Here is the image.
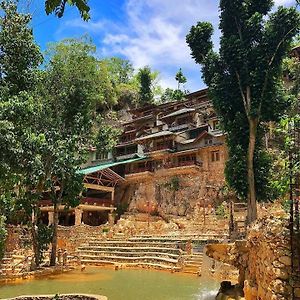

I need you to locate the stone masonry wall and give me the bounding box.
[243,217,294,300]
[127,151,225,217]
[207,217,296,300]
[57,225,104,254]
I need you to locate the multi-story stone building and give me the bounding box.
[40,88,227,226]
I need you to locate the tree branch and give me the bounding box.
[235,70,250,117]
[260,25,298,116]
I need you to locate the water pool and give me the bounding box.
[0,267,219,300]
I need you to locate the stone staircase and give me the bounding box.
[233,203,247,236]
[76,234,221,274]
[181,253,203,274]
[0,253,32,277]
[77,238,182,270]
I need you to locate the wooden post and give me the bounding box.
[48,212,54,226]
[111,189,115,203]
[75,208,83,225]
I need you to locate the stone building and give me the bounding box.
[40,88,227,226]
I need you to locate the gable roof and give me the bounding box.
[77,157,146,175]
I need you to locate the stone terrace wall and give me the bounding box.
[207,217,297,300]
[244,217,294,300]
[57,225,103,254]
[127,170,225,217]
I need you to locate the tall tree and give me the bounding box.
[0,0,45,266]
[0,0,42,96]
[175,68,187,90]
[137,66,154,106]
[44,37,100,265]
[186,1,300,223]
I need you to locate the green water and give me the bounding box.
[0,267,219,300]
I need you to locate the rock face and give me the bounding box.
[206,217,295,300]
[244,218,293,300]
[127,171,225,217]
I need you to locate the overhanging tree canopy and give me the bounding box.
[186,0,300,223]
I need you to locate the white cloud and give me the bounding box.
[99,0,219,91]
[57,0,221,91]
[273,0,295,6]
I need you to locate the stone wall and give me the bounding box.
[57,225,104,254]
[5,226,31,253]
[126,166,225,217]
[206,217,297,300]
[243,218,294,300]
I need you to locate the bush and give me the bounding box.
[215,203,228,219]
[0,215,7,259]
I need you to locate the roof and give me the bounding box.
[122,114,154,125]
[135,130,175,141]
[161,108,195,119]
[77,157,146,175]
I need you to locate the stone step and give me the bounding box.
[81,260,181,270]
[184,258,203,264]
[86,241,180,248]
[77,250,179,259]
[77,246,181,253]
[80,255,178,264]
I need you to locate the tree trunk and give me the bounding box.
[247,118,258,224]
[31,207,39,268]
[50,200,59,266]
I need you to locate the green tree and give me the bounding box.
[44,37,100,265]
[137,66,154,106]
[186,1,300,223]
[160,88,186,103]
[45,0,90,20]
[94,115,121,158]
[0,1,42,96]
[175,68,187,90]
[0,1,45,265]
[104,57,134,85]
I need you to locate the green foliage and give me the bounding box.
[215,203,228,219]
[94,115,122,156]
[186,22,214,65]
[282,199,292,213]
[116,202,129,218]
[0,215,7,259]
[45,0,90,20]
[0,1,43,96]
[164,176,180,191]
[175,68,187,90]
[52,294,60,300]
[186,1,300,206]
[37,223,53,264]
[161,88,186,103]
[137,66,154,105]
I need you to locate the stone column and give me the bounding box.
[75,208,83,225]
[108,211,115,227]
[48,211,54,225]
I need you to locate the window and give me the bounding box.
[211,151,220,162]
[212,120,219,131]
[96,152,108,160]
[205,139,213,145]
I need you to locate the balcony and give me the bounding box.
[168,123,189,132]
[39,197,113,209]
[156,160,203,176]
[144,144,175,155]
[125,166,154,181]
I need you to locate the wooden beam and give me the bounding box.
[84,183,114,193]
[78,204,116,212]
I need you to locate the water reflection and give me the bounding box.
[0,267,219,300]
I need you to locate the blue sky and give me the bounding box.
[22,0,296,92]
